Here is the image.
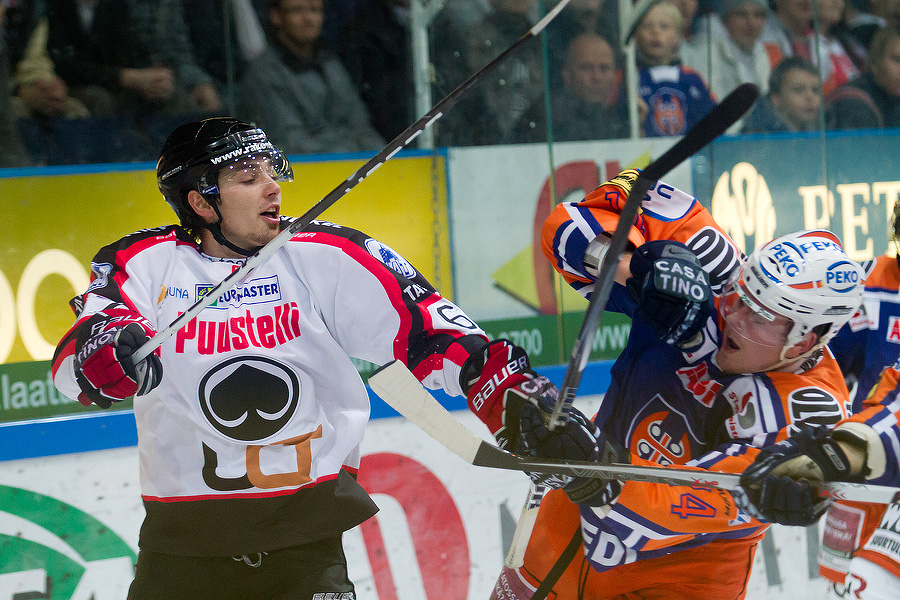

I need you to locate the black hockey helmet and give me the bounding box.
[157,117,293,238]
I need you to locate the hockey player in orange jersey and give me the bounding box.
[748,201,900,599]
[489,169,866,599]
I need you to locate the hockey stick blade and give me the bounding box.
[130,0,574,366]
[546,82,760,429]
[368,360,900,504]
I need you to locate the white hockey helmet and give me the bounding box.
[723,230,864,355]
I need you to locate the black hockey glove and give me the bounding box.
[737,426,863,526]
[627,240,711,346]
[75,319,163,408]
[519,399,625,507]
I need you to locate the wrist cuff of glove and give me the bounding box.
[830,428,870,479]
[814,430,864,482]
[460,339,532,396]
[584,235,611,278]
[564,478,622,507]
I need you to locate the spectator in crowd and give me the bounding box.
[337,0,414,142]
[127,0,222,115]
[45,0,221,120]
[816,0,864,87]
[45,0,138,117]
[10,17,89,120]
[428,5,505,146]
[682,0,772,102]
[844,0,887,54]
[464,0,546,140]
[760,0,855,94]
[742,56,822,131]
[826,25,900,128]
[238,0,386,155]
[181,0,269,112]
[634,0,717,136]
[823,0,871,71]
[545,0,619,89]
[509,33,628,142]
[0,1,31,167]
[760,0,816,63]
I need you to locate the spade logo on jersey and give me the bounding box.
[365,238,417,279]
[198,356,300,442]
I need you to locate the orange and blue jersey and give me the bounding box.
[639,65,717,137]
[830,254,900,412]
[528,174,852,597]
[819,255,900,583]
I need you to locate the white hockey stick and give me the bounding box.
[368,360,900,505]
[130,0,574,366]
[501,83,762,568]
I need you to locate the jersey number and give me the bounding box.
[671,493,716,519]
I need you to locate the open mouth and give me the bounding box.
[723,331,741,351]
[261,207,279,220]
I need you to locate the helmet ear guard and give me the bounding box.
[727,230,865,361]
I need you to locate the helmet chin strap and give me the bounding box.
[204,196,261,257]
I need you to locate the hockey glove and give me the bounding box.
[519,399,625,507]
[627,240,711,346]
[461,340,546,453]
[737,426,863,526]
[603,168,641,196]
[74,316,162,408]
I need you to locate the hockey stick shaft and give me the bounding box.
[368,360,900,504]
[130,0,573,366]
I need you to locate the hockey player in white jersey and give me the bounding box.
[51,117,603,600]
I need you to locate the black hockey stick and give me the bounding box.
[368,360,900,504]
[503,83,760,568]
[130,0,574,365]
[546,82,760,430]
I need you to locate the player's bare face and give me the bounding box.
[215,158,282,256]
[717,294,792,374]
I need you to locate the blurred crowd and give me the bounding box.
[1,0,899,167]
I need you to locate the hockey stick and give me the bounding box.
[368,360,900,504]
[547,81,760,430]
[504,83,760,569]
[130,0,574,365]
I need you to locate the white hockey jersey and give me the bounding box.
[52,219,489,556]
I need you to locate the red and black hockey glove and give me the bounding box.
[74,314,163,408]
[627,240,712,347]
[461,340,542,453]
[461,340,624,506]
